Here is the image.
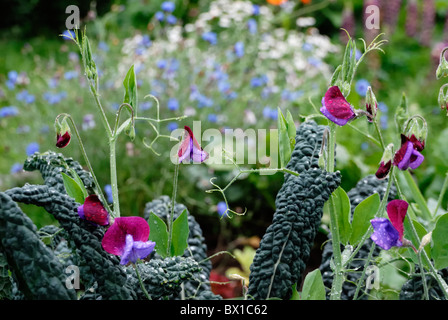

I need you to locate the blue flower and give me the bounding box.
[302,43,313,51]
[26,142,40,156]
[0,106,19,118]
[161,1,175,12]
[247,19,257,34]
[234,41,244,58]
[154,11,165,21]
[378,102,388,112]
[98,41,109,52]
[167,97,179,111]
[104,184,114,203]
[157,59,167,69]
[202,32,217,45]
[217,201,227,218]
[10,163,23,174]
[355,79,370,96]
[16,90,35,104]
[208,113,217,123]
[8,70,18,83]
[64,70,78,80]
[62,30,76,40]
[167,122,178,131]
[166,14,177,24]
[250,75,268,88]
[252,4,260,15]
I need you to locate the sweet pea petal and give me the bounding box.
[178,126,209,163]
[370,218,402,250]
[394,141,414,170]
[81,195,109,226]
[120,234,156,265]
[386,199,408,241]
[323,86,356,121]
[102,216,150,256]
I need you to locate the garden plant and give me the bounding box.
[1,0,448,303]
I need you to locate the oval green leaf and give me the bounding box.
[170,209,190,257]
[147,211,169,258]
[61,172,85,204]
[330,187,351,245]
[431,213,448,270]
[300,269,326,300]
[349,193,380,246]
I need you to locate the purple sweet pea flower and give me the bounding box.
[77,195,110,226]
[320,86,356,126]
[178,126,209,163]
[393,134,424,170]
[370,200,411,250]
[102,216,156,265]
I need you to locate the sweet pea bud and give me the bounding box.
[418,231,432,252]
[55,116,71,148]
[394,92,409,132]
[365,86,377,123]
[375,143,394,180]
[404,116,427,150]
[124,119,135,141]
[81,33,97,81]
[436,48,448,79]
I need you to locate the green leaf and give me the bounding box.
[61,172,86,204]
[289,283,301,300]
[330,187,352,245]
[170,209,190,257]
[300,269,326,300]
[349,193,380,246]
[123,65,138,116]
[431,213,448,269]
[277,108,292,168]
[147,211,169,258]
[285,110,296,142]
[66,168,89,199]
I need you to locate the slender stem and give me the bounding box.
[325,122,344,300]
[57,113,111,213]
[353,240,376,300]
[402,170,433,221]
[417,250,430,300]
[167,162,180,257]
[134,261,151,300]
[109,137,120,218]
[89,83,112,139]
[435,172,448,215]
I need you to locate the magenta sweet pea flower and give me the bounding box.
[56,131,71,148]
[393,134,424,170]
[320,86,356,126]
[102,216,155,265]
[370,200,408,250]
[77,195,110,226]
[178,125,209,163]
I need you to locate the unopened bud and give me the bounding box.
[436,47,448,79]
[55,116,71,148]
[418,232,432,252]
[365,86,377,123]
[375,143,394,180]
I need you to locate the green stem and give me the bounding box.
[57,113,111,214]
[109,137,120,218]
[89,83,112,139]
[134,261,151,300]
[325,122,344,300]
[167,162,180,257]
[401,170,433,221]
[434,172,448,215]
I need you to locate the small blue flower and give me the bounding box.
[247,19,257,34]
[355,79,370,96]
[140,101,152,110]
[202,31,217,45]
[62,30,76,40]
[157,59,167,69]
[208,113,217,123]
[26,142,40,156]
[252,4,260,15]
[104,184,113,203]
[217,201,227,218]
[167,97,179,111]
[98,41,109,52]
[141,35,152,48]
[64,70,78,80]
[167,122,178,131]
[10,163,23,174]
[166,14,177,24]
[154,11,165,21]
[8,70,18,83]
[378,102,388,112]
[234,41,244,58]
[161,1,175,12]
[302,43,313,51]
[0,106,19,118]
